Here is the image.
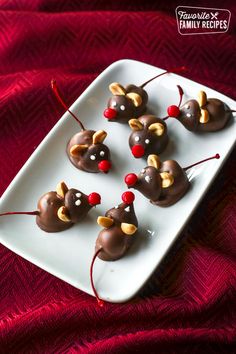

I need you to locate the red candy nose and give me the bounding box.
[98,160,112,173]
[124,173,138,187]
[167,105,180,118]
[103,108,117,119]
[88,192,101,206]
[122,191,135,204]
[131,145,145,158]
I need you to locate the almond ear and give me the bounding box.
[70,144,88,157]
[126,92,142,107]
[57,206,71,222]
[198,90,207,107]
[92,130,107,144]
[109,82,126,95]
[97,216,114,228]
[56,181,68,198]
[147,154,161,169]
[121,223,137,235]
[128,118,143,131]
[199,108,209,124]
[148,123,165,136]
[160,172,174,188]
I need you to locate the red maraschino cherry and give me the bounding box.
[121,191,135,204]
[131,145,145,158]
[88,193,101,206]
[124,173,138,187]
[103,108,117,119]
[165,85,184,120]
[98,160,112,173]
[167,105,180,118]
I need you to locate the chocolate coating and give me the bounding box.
[95,202,138,261]
[131,166,162,201]
[178,98,232,132]
[128,160,189,207]
[129,115,169,157]
[36,188,92,232]
[67,130,111,173]
[64,189,92,223]
[152,160,189,207]
[107,84,148,123]
[36,191,72,232]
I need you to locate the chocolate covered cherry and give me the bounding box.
[90,191,138,306]
[95,191,138,261]
[0,182,101,232]
[103,67,186,123]
[125,154,220,207]
[166,90,235,132]
[51,80,112,173]
[127,86,185,159]
[128,115,168,158]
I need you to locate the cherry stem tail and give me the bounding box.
[140,66,187,88]
[0,211,39,217]
[177,85,184,107]
[90,248,105,307]
[183,154,220,171]
[163,85,184,121]
[51,79,85,131]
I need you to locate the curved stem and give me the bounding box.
[177,85,184,107]
[90,248,105,307]
[183,154,220,171]
[162,85,184,120]
[51,80,85,131]
[140,66,187,88]
[0,211,39,216]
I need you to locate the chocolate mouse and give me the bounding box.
[0,182,101,232]
[125,153,220,207]
[90,191,138,306]
[103,67,186,123]
[167,90,235,132]
[95,191,138,261]
[128,115,169,158]
[51,80,112,173]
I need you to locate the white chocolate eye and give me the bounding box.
[145,175,152,183]
[145,139,150,144]
[186,113,192,118]
[90,155,96,160]
[185,104,190,109]
[124,206,130,212]
[112,102,117,107]
[76,193,81,198]
[120,105,125,111]
[75,199,81,206]
[134,136,140,142]
[100,151,105,157]
[141,168,145,174]
[114,205,119,209]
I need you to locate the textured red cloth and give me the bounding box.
[0,1,236,353]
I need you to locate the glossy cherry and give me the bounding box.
[88,193,101,206]
[98,160,112,173]
[121,191,135,204]
[124,173,138,187]
[167,105,180,118]
[131,145,145,158]
[103,108,117,119]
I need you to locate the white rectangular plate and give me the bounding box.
[0,59,235,303]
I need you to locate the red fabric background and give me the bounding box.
[0,1,236,353]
